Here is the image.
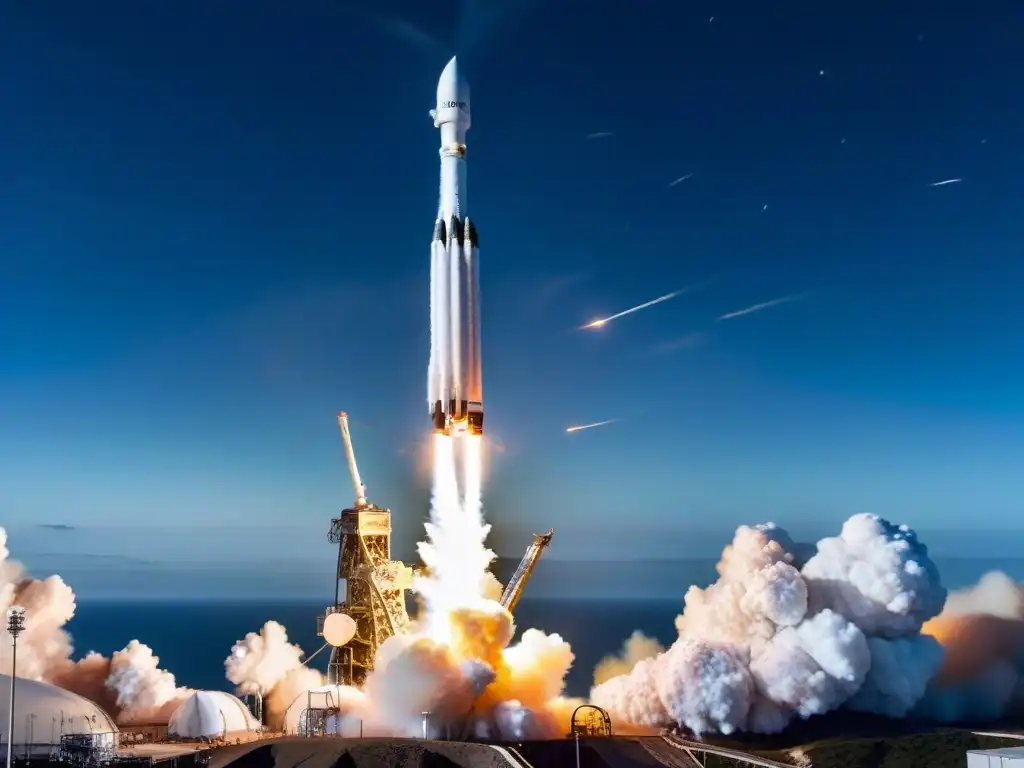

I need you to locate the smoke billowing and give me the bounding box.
[6,500,1024,742]
[258,434,581,740]
[0,528,190,723]
[592,514,1024,736]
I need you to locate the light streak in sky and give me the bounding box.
[582,291,681,330]
[717,293,804,321]
[566,419,618,433]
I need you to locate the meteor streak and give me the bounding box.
[581,290,681,330]
[717,293,804,321]
[929,178,962,187]
[566,419,618,433]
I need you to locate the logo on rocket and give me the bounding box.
[427,57,483,437]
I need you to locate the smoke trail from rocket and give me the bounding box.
[591,515,1024,736]
[415,434,495,642]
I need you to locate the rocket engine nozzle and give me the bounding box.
[432,401,446,434]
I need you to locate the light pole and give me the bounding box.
[6,607,25,768]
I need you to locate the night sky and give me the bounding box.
[1,1,1023,595]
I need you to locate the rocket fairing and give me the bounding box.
[428,57,483,436]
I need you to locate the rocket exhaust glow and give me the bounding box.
[428,56,483,437]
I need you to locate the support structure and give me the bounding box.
[317,413,412,687]
[569,705,612,737]
[499,529,555,613]
[298,691,339,738]
[660,733,795,768]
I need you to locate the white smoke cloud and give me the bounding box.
[0,528,188,723]
[225,620,305,696]
[106,641,189,723]
[592,513,950,736]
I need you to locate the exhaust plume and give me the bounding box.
[271,434,580,739]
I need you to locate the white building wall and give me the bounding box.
[967,747,1024,767]
[0,674,118,757]
[168,691,258,739]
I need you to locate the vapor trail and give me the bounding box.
[929,178,962,187]
[717,293,804,321]
[585,131,614,140]
[566,419,618,433]
[582,290,683,329]
[668,173,694,188]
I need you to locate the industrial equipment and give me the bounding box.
[317,412,412,687]
[499,529,555,613]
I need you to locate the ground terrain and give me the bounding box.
[198,725,1024,768]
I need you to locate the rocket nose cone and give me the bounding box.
[437,55,469,105]
[442,56,458,80]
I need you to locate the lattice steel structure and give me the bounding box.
[317,413,413,687]
[317,506,412,687]
[499,529,555,613]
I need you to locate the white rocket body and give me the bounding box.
[428,56,483,436]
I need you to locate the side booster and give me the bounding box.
[427,57,483,437]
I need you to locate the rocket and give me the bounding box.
[428,56,483,436]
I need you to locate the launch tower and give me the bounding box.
[317,412,412,686]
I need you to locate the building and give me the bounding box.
[0,673,118,758]
[967,746,1024,766]
[167,691,260,740]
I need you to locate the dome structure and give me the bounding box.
[167,691,259,739]
[0,674,118,756]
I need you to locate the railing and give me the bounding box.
[661,732,795,768]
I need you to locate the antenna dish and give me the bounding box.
[323,612,356,647]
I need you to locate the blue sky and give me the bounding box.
[2,1,1023,597]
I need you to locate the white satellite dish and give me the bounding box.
[323,612,356,647]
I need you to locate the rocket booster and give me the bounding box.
[427,57,483,436]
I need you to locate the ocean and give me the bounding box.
[66,555,1024,701]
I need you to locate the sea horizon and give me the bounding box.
[51,554,1024,602]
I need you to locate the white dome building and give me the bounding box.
[0,674,118,757]
[167,691,260,739]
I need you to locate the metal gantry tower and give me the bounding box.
[317,413,412,687]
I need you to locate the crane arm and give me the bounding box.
[337,412,367,508]
[499,529,555,613]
